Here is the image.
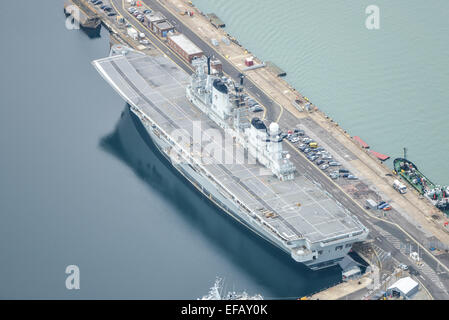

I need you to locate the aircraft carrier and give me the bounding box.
[93,45,368,270]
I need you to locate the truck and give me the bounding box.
[127,27,138,40]
[365,199,377,209]
[393,179,407,194]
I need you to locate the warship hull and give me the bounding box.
[92,46,368,270]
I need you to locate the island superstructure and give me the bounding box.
[93,45,368,270]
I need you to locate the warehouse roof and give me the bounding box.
[155,21,174,30]
[388,277,418,296]
[145,11,166,23]
[168,34,203,55]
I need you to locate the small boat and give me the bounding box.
[393,157,449,215]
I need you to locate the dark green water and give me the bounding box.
[0,0,339,299]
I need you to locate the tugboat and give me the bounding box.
[393,148,449,215]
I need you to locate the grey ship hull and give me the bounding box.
[92,48,368,270]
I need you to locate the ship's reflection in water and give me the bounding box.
[100,105,341,298]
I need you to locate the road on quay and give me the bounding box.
[285,141,449,299]
[109,0,449,299]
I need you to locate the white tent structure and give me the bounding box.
[387,277,419,299]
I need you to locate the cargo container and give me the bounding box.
[245,57,254,67]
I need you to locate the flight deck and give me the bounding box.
[94,50,366,246]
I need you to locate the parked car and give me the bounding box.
[316,159,326,166]
[329,161,341,166]
[291,137,300,143]
[320,164,329,170]
[246,98,257,106]
[329,172,339,179]
[339,169,350,173]
[108,12,117,16]
[303,148,311,154]
[347,175,358,180]
[377,201,387,209]
[298,144,307,151]
[399,264,408,271]
[252,106,263,113]
[143,9,152,14]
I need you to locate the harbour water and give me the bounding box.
[0,0,339,299]
[193,0,449,185]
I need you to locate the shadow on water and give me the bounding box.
[80,25,101,39]
[99,105,341,298]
